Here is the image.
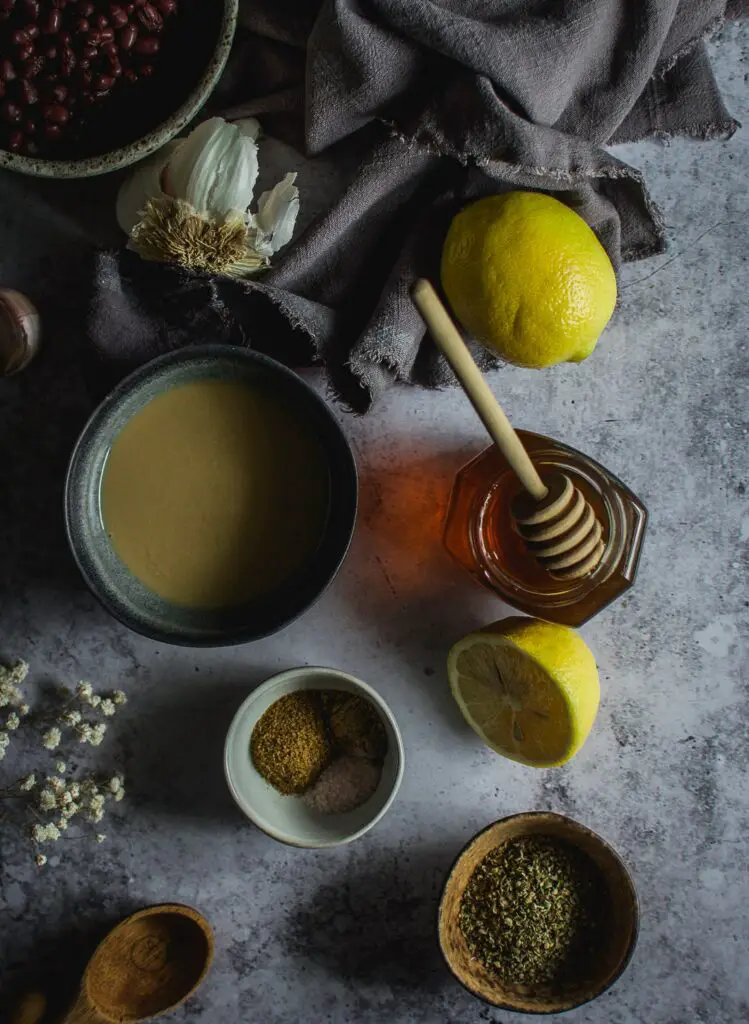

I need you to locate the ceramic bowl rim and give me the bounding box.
[223,666,405,848]
[64,345,358,647]
[0,0,238,178]
[437,811,640,1014]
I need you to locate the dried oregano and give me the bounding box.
[459,836,609,986]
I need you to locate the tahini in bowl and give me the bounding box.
[64,345,358,646]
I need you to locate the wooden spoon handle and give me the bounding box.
[59,992,104,1024]
[9,992,47,1024]
[412,279,548,502]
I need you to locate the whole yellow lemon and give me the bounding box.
[441,192,617,368]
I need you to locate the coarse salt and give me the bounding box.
[302,755,382,815]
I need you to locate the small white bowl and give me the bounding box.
[224,667,404,848]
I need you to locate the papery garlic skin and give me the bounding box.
[251,173,300,257]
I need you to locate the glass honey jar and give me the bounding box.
[443,430,647,626]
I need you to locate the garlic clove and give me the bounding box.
[252,172,300,256]
[165,118,259,222]
[116,141,180,234]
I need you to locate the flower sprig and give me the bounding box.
[0,659,128,868]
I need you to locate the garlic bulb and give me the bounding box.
[116,117,299,277]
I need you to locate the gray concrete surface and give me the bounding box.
[0,20,748,1024]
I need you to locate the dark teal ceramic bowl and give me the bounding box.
[64,346,358,646]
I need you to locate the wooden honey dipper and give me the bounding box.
[412,280,605,580]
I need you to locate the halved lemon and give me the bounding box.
[447,617,600,767]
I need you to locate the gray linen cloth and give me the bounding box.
[90,0,742,410]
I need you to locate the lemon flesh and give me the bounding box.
[447,617,600,767]
[441,192,617,368]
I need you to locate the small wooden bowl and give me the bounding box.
[438,813,638,1014]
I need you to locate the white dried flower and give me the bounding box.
[6,712,20,730]
[78,724,93,743]
[42,727,61,750]
[45,823,61,842]
[63,710,82,727]
[56,818,68,831]
[0,748,5,761]
[61,790,73,806]
[19,773,36,792]
[100,699,116,717]
[112,690,127,706]
[95,833,106,843]
[0,731,9,747]
[114,788,125,803]
[62,802,79,819]
[39,789,58,811]
[18,703,30,716]
[48,776,65,793]
[31,823,46,842]
[69,782,80,799]
[56,761,66,774]
[88,694,102,709]
[89,723,107,746]
[90,807,105,824]
[76,681,93,700]
[35,853,47,867]
[109,775,123,794]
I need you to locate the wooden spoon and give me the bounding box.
[411,280,605,580]
[12,904,213,1024]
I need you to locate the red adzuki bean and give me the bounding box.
[1,98,22,121]
[60,48,76,75]
[25,23,40,39]
[154,0,176,15]
[133,35,158,55]
[7,128,22,149]
[42,121,61,139]
[0,58,16,80]
[10,27,29,44]
[108,4,127,27]
[118,22,136,48]
[136,3,161,32]
[43,9,61,33]
[19,78,37,103]
[42,101,68,123]
[99,25,113,41]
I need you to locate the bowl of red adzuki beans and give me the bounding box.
[0,0,237,176]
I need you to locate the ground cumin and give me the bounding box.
[251,692,331,795]
[326,693,387,760]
